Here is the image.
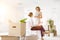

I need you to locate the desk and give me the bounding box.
[0,35,20,40]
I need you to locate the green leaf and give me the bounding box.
[20,18,27,23]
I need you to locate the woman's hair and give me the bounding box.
[35,6,40,11]
[28,12,33,17]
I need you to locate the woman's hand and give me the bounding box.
[35,16,41,18]
[37,22,43,26]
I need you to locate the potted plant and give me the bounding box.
[47,19,55,33]
[19,18,27,37]
[47,19,57,36]
[20,18,27,23]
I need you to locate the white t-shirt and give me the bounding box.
[26,17,34,26]
[34,12,41,16]
[26,17,36,36]
[34,12,42,25]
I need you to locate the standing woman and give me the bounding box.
[34,6,42,25]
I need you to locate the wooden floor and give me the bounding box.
[0,32,60,40]
[21,35,60,40]
[0,35,60,40]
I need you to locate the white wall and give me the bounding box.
[22,0,60,35]
[0,0,60,35]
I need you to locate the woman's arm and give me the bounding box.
[34,12,42,18]
[34,16,39,18]
[39,12,42,18]
[37,12,42,18]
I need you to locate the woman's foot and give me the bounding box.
[41,37,44,40]
[43,31,50,36]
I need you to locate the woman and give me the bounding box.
[26,12,35,36]
[31,6,50,40]
[27,12,49,40]
[34,6,42,25]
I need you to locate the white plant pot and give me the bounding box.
[20,23,26,37]
[50,33,53,37]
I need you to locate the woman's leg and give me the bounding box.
[31,25,45,40]
[41,37,44,40]
[41,32,44,40]
[42,31,50,36]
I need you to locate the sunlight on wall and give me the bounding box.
[0,2,8,22]
[0,2,9,32]
[0,0,24,32]
[0,0,19,32]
